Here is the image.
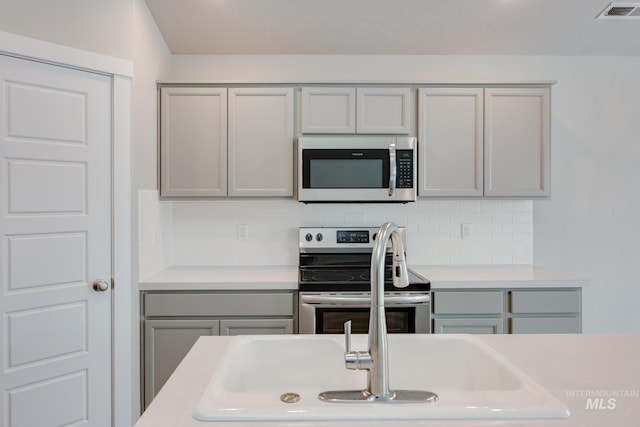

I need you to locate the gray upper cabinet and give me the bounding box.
[484,87,550,196]
[161,83,550,198]
[159,86,294,198]
[301,87,410,134]
[160,87,227,197]
[418,88,484,196]
[228,87,294,197]
[417,85,551,198]
[301,87,356,133]
[356,87,411,134]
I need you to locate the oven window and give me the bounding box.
[315,307,415,334]
[310,159,383,188]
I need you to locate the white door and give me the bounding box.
[0,55,112,426]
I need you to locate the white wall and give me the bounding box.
[138,195,532,277]
[147,54,640,334]
[532,59,640,333]
[0,0,134,59]
[131,0,172,421]
[132,0,172,190]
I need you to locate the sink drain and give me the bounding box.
[280,392,301,403]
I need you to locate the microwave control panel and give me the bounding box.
[396,150,414,189]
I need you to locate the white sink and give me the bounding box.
[193,334,569,421]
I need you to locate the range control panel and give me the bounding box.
[299,227,406,251]
[337,230,370,244]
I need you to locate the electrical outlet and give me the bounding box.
[461,223,472,240]
[237,224,249,240]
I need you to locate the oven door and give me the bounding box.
[298,293,431,334]
[297,136,416,202]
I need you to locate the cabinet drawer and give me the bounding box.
[510,317,581,334]
[433,291,503,315]
[509,290,580,314]
[144,292,294,317]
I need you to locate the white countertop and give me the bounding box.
[134,333,640,427]
[139,266,298,291]
[412,265,588,289]
[139,265,586,291]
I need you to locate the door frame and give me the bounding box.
[0,31,135,427]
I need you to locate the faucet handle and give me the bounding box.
[344,320,352,352]
[343,320,372,371]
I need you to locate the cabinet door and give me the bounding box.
[301,87,356,133]
[143,319,220,407]
[356,87,411,134]
[433,318,504,334]
[418,88,483,196]
[228,88,294,196]
[160,87,227,197]
[219,319,294,336]
[484,87,550,196]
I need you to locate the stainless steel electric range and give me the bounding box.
[297,226,431,334]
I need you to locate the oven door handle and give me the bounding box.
[299,294,430,306]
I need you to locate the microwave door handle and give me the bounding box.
[388,143,396,196]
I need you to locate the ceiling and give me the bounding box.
[144,0,640,56]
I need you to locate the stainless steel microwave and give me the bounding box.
[297,136,417,203]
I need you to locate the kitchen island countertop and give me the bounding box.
[139,264,586,291]
[134,333,639,427]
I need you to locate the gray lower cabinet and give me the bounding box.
[144,319,220,407]
[432,290,504,334]
[432,288,581,335]
[141,291,295,408]
[508,289,582,334]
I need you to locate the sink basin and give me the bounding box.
[193,334,569,421]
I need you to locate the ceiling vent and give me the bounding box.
[597,2,640,19]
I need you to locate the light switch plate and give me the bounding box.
[237,224,249,240]
[461,223,472,240]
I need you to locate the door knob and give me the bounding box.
[92,279,110,292]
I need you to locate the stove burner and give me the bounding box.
[311,272,356,282]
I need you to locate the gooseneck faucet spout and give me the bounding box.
[319,222,438,403]
[364,222,409,399]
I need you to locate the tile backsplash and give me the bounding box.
[138,190,532,278]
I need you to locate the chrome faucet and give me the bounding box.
[319,222,438,403]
